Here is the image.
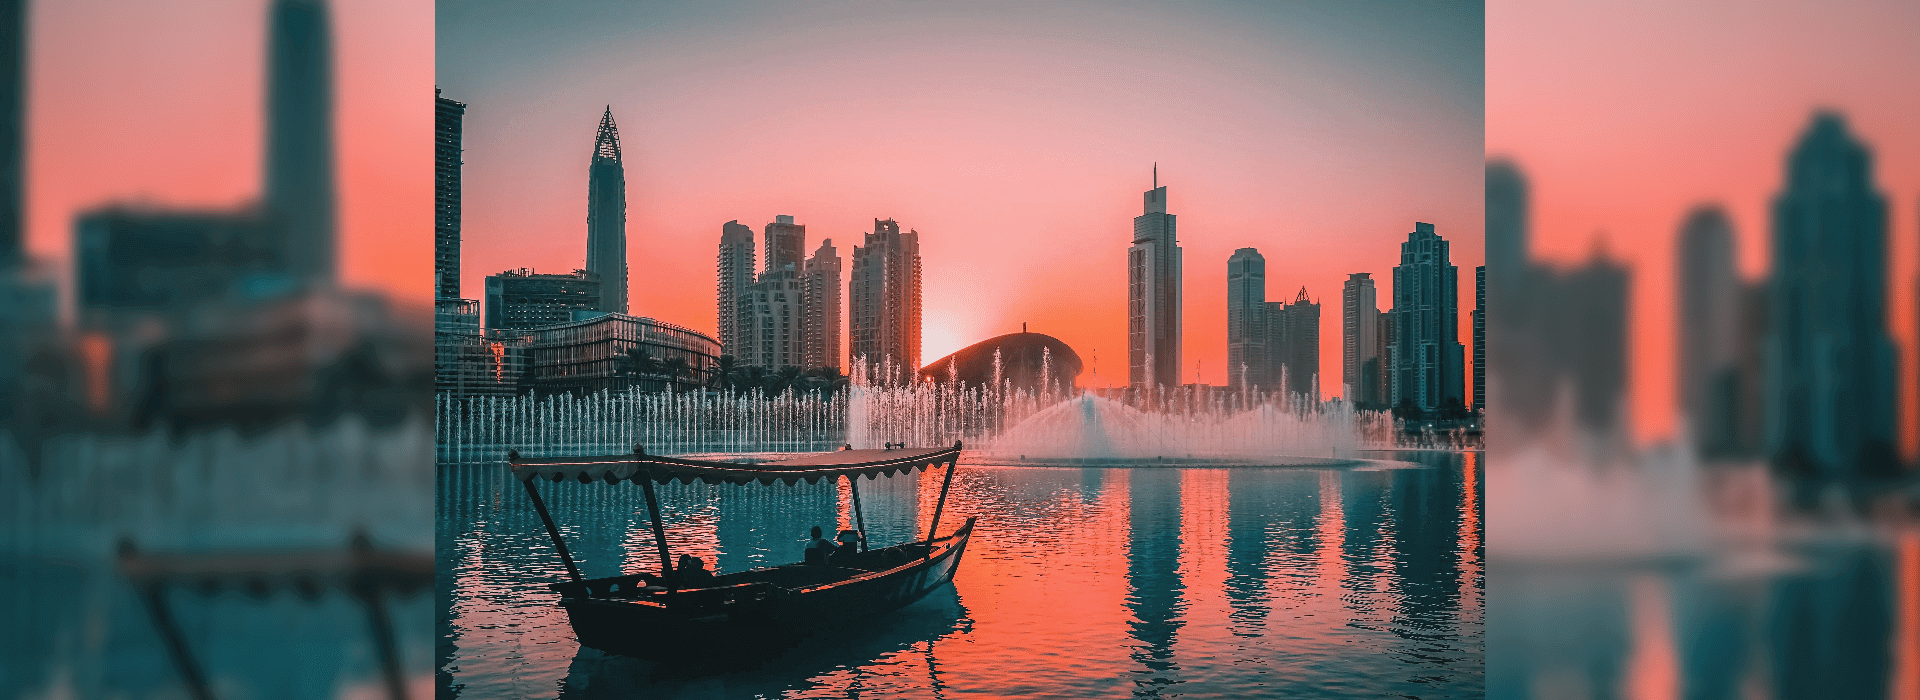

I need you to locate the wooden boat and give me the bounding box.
[507,441,973,661]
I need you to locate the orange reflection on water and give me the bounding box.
[1623,575,1680,700]
[1895,526,1919,700]
[1459,452,1482,615]
[1317,470,1346,589]
[1178,469,1230,651]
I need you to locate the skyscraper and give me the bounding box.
[0,0,20,271]
[1766,113,1895,476]
[801,238,843,372]
[435,89,466,300]
[1268,288,1319,399]
[1472,265,1485,411]
[739,267,804,370]
[1342,273,1379,402]
[765,215,805,276]
[1226,248,1267,391]
[1676,205,1744,456]
[1128,168,1181,389]
[586,108,627,314]
[716,220,755,357]
[1391,222,1463,411]
[849,218,921,378]
[264,0,336,286]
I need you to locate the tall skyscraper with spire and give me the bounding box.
[586,107,627,314]
[265,0,337,285]
[850,218,921,378]
[1128,166,1181,389]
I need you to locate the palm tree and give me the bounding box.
[773,366,804,396]
[616,347,660,389]
[711,355,738,390]
[661,356,691,390]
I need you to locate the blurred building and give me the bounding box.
[74,209,278,323]
[1390,222,1464,411]
[849,218,921,377]
[1128,170,1182,389]
[1471,265,1485,411]
[715,219,756,357]
[1676,205,1760,458]
[1765,113,1896,477]
[0,0,19,272]
[1226,248,1267,391]
[434,89,465,300]
[523,313,718,394]
[800,238,842,371]
[1484,161,1629,438]
[1343,272,1381,404]
[485,269,601,330]
[764,214,805,276]
[1269,287,1320,399]
[264,0,336,286]
[585,108,627,315]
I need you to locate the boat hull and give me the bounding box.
[560,519,974,661]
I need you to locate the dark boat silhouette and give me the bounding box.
[507,442,973,660]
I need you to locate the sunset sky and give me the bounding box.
[1488,0,1920,449]
[436,0,1484,394]
[23,0,431,308]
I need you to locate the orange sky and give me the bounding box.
[23,0,430,311]
[437,1,1484,395]
[1489,0,1920,449]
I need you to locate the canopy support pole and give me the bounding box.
[521,478,583,582]
[924,442,963,548]
[640,477,675,581]
[847,475,869,552]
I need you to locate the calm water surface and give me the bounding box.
[436,452,1484,698]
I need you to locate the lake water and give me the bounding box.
[436,451,1484,698]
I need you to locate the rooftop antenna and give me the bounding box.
[1153,162,1157,189]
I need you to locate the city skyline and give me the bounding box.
[436,0,1483,396]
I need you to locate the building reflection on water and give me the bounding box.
[437,453,1484,699]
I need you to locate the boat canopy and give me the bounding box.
[508,443,962,486]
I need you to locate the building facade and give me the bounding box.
[1390,222,1463,411]
[716,219,756,357]
[1342,273,1379,404]
[435,89,465,301]
[849,218,921,378]
[435,298,527,397]
[585,108,627,314]
[1472,265,1485,411]
[1128,174,1181,389]
[1226,248,1267,391]
[1268,288,1319,399]
[765,215,805,275]
[801,238,843,372]
[1766,113,1895,476]
[738,267,805,370]
[485,269,601,330]
[524,313,719,395]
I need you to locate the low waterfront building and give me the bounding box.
[523,312,719,394]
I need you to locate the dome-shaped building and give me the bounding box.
[918,331,1082,391]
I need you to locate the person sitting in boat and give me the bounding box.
[803,526,835,565]
[829,529,864,565]
[675,554,715,584]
